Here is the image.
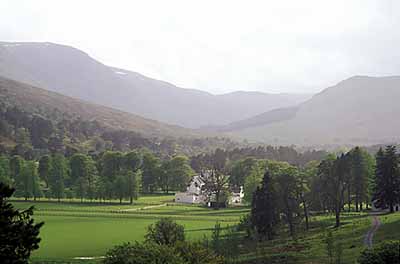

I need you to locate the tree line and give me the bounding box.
[0,102,242,159]
[0,102,329,171]
[0,150,196,203]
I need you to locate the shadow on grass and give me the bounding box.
[310,213,369,229]
[375,216,400,241]
[11,199,134,206]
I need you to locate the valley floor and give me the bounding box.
[12,195,247,262]
[13,197,400,264]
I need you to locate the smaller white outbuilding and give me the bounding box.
[230,186,244,204]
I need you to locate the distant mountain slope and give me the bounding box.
[0,76,195,138]
[223,76,400,146]
[0,42,311,128]
[202,106,299,132]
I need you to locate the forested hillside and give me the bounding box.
[0,76,241,157]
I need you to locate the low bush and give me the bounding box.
[358,240,400,264]
[103,241,224,264]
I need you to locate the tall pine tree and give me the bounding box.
[373,146,400,213]
[250,170,278,240]
[351,147,368,211]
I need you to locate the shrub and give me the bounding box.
[237,214,253,238]
[103,241,224,264]
[358,241,400,264]
[175,241,224,264]
[145,217,185,246]
[103,242,183,264]
[104,218,224,264]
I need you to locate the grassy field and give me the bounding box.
[13,195,248,262]
[13,196,400,263]
[375,212,400,242]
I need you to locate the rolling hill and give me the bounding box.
[0,76,195,138]
[0,42,311,128]
[214,76,400,146]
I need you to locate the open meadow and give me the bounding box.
[13,195,400,263]
[12,195,249,262]
[10,196,400,263]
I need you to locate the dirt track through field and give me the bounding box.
[363,214,381,248]
[121,203,167,212]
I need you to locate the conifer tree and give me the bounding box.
[250,170,278,240]
[373,146,400,213]
[0,183,44,263]
[351,147,368,211]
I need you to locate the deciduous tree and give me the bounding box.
[38,155,52,188]
[145,218,185,246]
[49,154,68,202]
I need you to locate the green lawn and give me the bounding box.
[15,195,400,264]
[375,212,400,242]
[13,196,247,261]
[32,215,233,260]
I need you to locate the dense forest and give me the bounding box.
[0,100,241,158]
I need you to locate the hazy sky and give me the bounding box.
[1,0,400,94]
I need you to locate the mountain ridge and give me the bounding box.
[220,75,400,146]
[0,41,311,128]
[0,76,197,138]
